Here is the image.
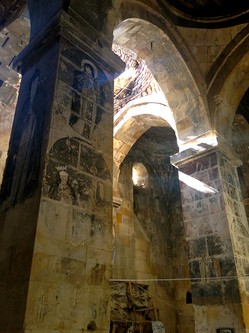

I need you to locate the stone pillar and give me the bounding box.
[172,132,249,333]
[0,6,124,332]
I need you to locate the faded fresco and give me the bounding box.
[0,69,46,205]
[43,137,111,209]
[56,46,111,145]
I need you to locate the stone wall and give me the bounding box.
[22,26,116,331]
[177,24,247,77]
[0,14,29,185]
[177,149,248,333]
[232,114,249,219]
[0,9,123,331]
[112,132,195,333]
[0,37,59,330]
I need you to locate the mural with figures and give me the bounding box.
[56,45,112,145]
[43,137,111,210]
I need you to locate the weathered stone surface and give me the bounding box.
[0,1,249,332]
[175,146,249,331]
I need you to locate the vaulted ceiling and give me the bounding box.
[167,0,249,18]
[1,0,249,32]
[159,0,249,27]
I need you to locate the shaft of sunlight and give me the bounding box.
[178,171,218,194]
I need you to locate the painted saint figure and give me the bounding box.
[70,60,104,140]
[56,167,72,204]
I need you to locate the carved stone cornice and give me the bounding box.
[171,130,242,168]
[60,12,125,77]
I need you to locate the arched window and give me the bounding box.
[132,162,149,188]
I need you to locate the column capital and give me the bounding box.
[172,130,242,168]
[14,10,125,77]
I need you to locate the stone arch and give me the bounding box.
[212,52,249,140]
[113,100,178,196]
[207,25,249,139]
[232,95,249,219]
[114,96,176,135]
[111,0,204,89]
[110,2,210,142]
